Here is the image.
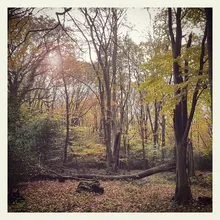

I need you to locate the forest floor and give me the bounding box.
[8,171,212,212]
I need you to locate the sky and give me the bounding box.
[35,7,157,62]
[36,7,156,44]
[125,8,156,43]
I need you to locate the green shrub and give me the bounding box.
[194,153,212,171]
[8,116,63,189]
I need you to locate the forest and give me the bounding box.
[8,7,212,212]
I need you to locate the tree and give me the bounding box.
[8,8,212,199]
[56,39,70,165]
[139,30,172,167]
[8,9,61,132]
[116,36,134,170]
[168,8,208,204]
[65,8,126,170]
[121,38,149,169]
[187,138,195,177]
[8,8,72,190]
[205,8,212,116]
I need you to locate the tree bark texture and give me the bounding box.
[113,132,121,171]
[139,92,147,169]
[175,142,192,203]
[168,8,193,204]
[111,8,118,153]
[57,41,70,165]
[187,139,195,177]
[153,100,159,149]
[205,8,212,116]
[161,115,166,163]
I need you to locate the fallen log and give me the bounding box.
[32,162,175,181]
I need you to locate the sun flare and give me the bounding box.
[47,51,61,67]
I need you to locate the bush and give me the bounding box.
[8,116,63,189]
[194,153,212,171]
[29,117,63,164]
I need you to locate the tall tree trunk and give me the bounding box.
[153,100,159,149]
[205,8,212,116]
[122,103,130,171]
[197,124,200,157]
[79,8,114,170]
[175,142,192,202]
[168,8,193,204]
[63,85,70,165]
[126,143,130,171]
[113,132,121,172]
[106,90,113,169]
[51,86,57,118]
[140,92,147,169]
[144,107,149,169]
[152,100,159,166]
[161,115,166,163]
[57,40,70,166]
[187,139,195,177]
[112,8,119,170]
[98,84,105,143]
[99,81,112,168]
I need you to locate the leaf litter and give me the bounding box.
[8,173,212,212]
